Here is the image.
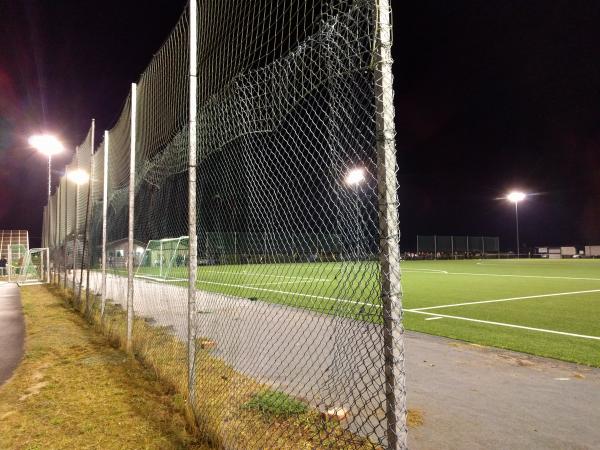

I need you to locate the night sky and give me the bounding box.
[1,0,599,250]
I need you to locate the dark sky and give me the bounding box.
[1,0,599,250]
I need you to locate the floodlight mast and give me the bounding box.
[29,134,64,198]
[345,167,366,258]
[29,134,64,250]
[507,191,526,258]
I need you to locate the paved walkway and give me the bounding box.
[0,283,25,385]
[78,272,600,449]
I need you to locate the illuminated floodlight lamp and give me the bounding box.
[345,167,366,186]
[67,169,90,185]
[506,190,527,258]
[28,134,64,156]
[506,191,526,203]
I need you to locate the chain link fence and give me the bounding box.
[415,235,500,259]
[43,0,405,448]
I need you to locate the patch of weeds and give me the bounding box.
[243,390,308,418]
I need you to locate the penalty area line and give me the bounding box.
[405,309,600,341]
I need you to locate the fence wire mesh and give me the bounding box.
[415,235,501,258]
[42,0,405,448]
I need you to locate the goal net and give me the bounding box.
[135,236,189,282]
[15,247,49,285]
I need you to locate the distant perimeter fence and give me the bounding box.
[41,1,406,448]
[415,235,500,259]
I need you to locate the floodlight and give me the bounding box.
[506,191,527,258]
[507,191,526,203]
[345,167,366,186]
[28,134,64,156]
[67,169,90,185]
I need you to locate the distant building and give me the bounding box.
[105,238,145,268]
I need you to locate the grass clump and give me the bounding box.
[243,390,308,418]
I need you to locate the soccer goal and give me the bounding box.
[135,236,189,282]
[14,247,50,285]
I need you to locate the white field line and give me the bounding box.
[135,275,188,283]
[425,316,443,321]
[246,279,317,287]
[199,269,330,282]
[410,289,600,312]
[402,269,449,274]
[406,309,600,341]
[197,279,377,309]
[446,271,600,282]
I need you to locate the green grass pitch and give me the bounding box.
[134,258,600,367]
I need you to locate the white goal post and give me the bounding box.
[14,247,50,285]
[135,236,189,282]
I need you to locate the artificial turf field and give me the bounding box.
[135,258,600,367]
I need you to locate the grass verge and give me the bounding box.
[0,284,211,450]
[45,284,395,448]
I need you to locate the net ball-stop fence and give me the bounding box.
[42,0,405,448]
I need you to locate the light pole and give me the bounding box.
[29,134,64,200]
[506,191,526,258]
[345,167,366,259]
[29,134,63,278]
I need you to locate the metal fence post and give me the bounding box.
[374,0,407,448]
[7,246,11,282]
[127,83,137,352]
[46,246,50,283]
[55,187,60,284]
[101,131,109,317]
[72,149,79,296]
[85,119,95,307]
[79,121,94,307]
[64,168,69,289]
[187,0,198,414]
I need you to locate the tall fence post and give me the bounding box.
[7,246,11,282]
[127,83,137,352]
[85,119,95,307]
[64,167,69,289]
[55,187,60,284]
[187,0,199,414]
[101,131,109,317]
[72,149,79,296]
[374,0,407,448]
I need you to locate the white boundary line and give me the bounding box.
[246,279,317,287]
[445,271,600,282]
[197,279,376,308]
[406,309,600,341]
[200,269,330,282]
[135,275,187,283]
[410,289,600,311]
[402,269,449,274]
